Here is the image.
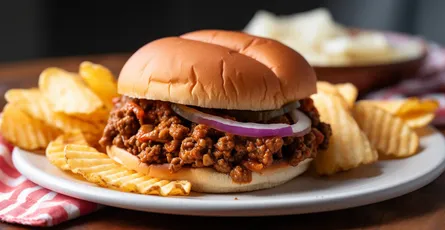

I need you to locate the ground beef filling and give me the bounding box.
[99,96,332,184]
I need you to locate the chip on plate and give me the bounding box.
[316,81,350,110]
[5,88,102,136]
[335,83,358,109]
[316,81,343,97]
[360,98,439,128]
[311,92,378,175]
[353,101,419,158]
[0,103,61,150]
[64,144,192,196]
[46,130,88,170]
[5,88,41,103]
[79,61,119,110]
[38,67,104,115]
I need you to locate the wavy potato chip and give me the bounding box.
[0,104,61,150]
[403,113,436,128]
[316,81,343,96]
[398,98,439,115]
[311,92,378,175]
[5,88,102,135]
[335,83,358,108]
[64,144,114,186]
[316,81,349,110]
[396,98,439,128]
[64,144,191,196]
[46,130,88,170]
[353,101,419,158]
[360,98,439,128]
[38,67,103,115]
[79,61,119,109]
[5,88,41,102]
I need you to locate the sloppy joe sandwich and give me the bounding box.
[98,29,332,193]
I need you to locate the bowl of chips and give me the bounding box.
[243,8,428,93]
[313,30,428,94]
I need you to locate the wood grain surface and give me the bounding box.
[0,55,444,230]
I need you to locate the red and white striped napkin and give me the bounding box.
[365,42,445,125]
[0,135,99,227]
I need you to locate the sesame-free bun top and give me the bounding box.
[118,30,317,110]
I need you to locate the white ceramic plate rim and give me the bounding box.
[12,127,445,216]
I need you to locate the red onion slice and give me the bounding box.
[289,110,312,135]
[171,104,312,137]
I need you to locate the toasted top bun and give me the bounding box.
[118,29,317,111]
[107,146,312,193]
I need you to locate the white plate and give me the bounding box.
[12,127,445,217]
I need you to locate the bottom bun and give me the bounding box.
[106,145,312,193]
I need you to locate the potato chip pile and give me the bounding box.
[1,62,116,150]
[1,62,191,196]
[312,81,439,175]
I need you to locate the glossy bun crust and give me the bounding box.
[118,30,317,111]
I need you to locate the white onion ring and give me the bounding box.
[171,104,312,137]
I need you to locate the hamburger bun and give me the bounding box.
[108,30,321,193]
[107,145,312,193]
[118,29,317,111]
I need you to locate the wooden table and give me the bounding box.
[1,55,444,230]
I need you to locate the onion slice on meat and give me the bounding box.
[171,104,311,137]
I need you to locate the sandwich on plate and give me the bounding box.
[98,29,332,193]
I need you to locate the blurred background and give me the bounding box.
[0,0,443,63]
